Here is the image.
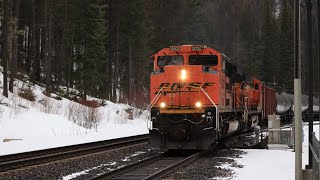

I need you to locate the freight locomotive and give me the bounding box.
[148,45,276,150]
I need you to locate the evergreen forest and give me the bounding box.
[0,0,318,107]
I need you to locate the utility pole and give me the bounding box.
[294,0,302,179]
[306,0,313,169]
[318,0,320,145]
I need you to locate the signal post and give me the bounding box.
[294,0,302,179]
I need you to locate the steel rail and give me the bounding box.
[90,153,164,180]
[90,151,203,180]
[91,144,220,180]
[143,151,203,180]
[0,134,149,172]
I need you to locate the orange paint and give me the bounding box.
[150,45,221,109]
[150,45,275,115]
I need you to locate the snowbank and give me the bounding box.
[0,77,149,155]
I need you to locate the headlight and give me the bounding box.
[160,102,166,108]
[181,69,187,80]
[195,102,202,108]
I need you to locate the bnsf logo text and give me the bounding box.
[155,82,214,94]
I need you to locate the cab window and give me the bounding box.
[157,55,183,67]
[189,55,218,66]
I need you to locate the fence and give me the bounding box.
[310,132,320,180]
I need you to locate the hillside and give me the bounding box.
[0,73,148,155]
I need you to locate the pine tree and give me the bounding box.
[72,0,106,97]
[261,0,273,81]
[278,0,294,92]
[118,0,147,104]
[0,0,303,106]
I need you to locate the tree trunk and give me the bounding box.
[26,26,32,73]
[44,0,48,94]
[112,25,119,102]
[17,17,23,68]
[58,0,68,88]
[24,25,32,74]
[128,45,132,104]
[3,0,9,97]
[105,0,113,100]
[67,24,75,98]
[45,0,51,96]
[47,1,53,95]
[9,0,20,93]
[31,0,38,82]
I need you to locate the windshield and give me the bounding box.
[189,55,218,66]
[157,55,183,67]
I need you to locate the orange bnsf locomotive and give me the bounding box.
[148,45,276,150]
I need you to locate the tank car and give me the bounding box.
[288,94,308,120]
[276,92,293,121]
[300,96,320,120]
[276,92,292,114]
[276,93,320,121]
[148,45,277,150]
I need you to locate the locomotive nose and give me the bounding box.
[151,65,218,109]
[169,127,188,141]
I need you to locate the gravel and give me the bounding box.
[165,149,246,180]
[0,144,162,180]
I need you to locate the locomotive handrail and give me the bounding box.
[147,87,164,112]
[200,87,219,132]
[147,87,164,130]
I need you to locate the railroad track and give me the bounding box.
[89,130,269,180]
[0,134,149,172]
[90,150,206,180]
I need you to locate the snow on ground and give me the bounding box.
[0,77,149,156]
[229,123,318,180]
